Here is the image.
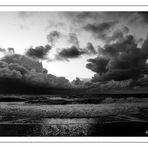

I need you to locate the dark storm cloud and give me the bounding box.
[47,30,80,48]
[87,28,148,82]
[0,48,6,53]
[63,11,148,33]
[137,12,148,23]
[83,21,118,40]
[76,12,100,19]
[68,33,79,47]
[106,26,129,43]
[138,37,144,43]
[8,48,15,54]
[100,34,138,60]
[76,12,133,20]
[0,48,15,54]
[86,57,109,74]
[86,42,97,55]
[55,42,97,61]
[0,66,22,79]
[56,46,85,61]
[70,11,148,24]
[94,69,135,82]
[46,29,97,62]
[63,12,133,22]
[46,30,62,46]
[0,54,71,93]
[1,54,45,73]
[25,44,52,60]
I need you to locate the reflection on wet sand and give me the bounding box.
[0,101,148,136]
[0,115,148,136]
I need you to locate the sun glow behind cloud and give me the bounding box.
[0,11,148,81]
[0,12,98,80]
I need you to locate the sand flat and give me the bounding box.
[0,102,148,118]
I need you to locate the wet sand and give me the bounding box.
[0,102,148,136]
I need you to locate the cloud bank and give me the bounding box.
[25,45,52,60]
[0,54,71,93]
[83,21,118,41]
[86,27,148,83]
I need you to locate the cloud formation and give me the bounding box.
[86,42,96,55]
[46,30,97,61]
[138,12,148,23]
[65,12,148,25]
[25,45,52,60]
[0,48,6,52]
[87,27,148,82]
[86,56,109,74]
[75,12,132,20]
[83,21,118,41]
[55,46,85,61]
[68,33,79,47]
[46,30,62,46]
[0,54,71,93]
[54,42,97,61]
[47,30,80,47]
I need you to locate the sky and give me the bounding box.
[0,12,148,81]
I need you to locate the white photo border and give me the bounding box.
[0,5,147,143]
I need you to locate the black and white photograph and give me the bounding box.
[0,10,148,137]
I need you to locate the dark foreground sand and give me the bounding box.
[0,102,148,136]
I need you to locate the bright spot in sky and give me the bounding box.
[0,12,97,80]
[0,11,147,80]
